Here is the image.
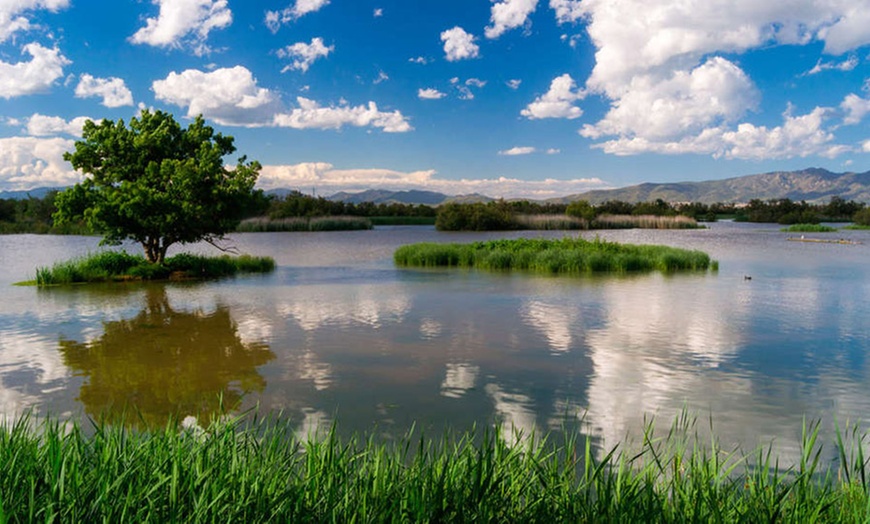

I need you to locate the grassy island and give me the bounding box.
[394,237,717,274]
[781,223,838,233]
[1,414,869,522]
[22,251,275,286]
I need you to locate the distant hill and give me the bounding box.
[0,187,61,200]
[328,189,450,205]
[556,168,870,204]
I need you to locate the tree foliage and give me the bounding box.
[55,110,262,263]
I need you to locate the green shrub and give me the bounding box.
[781,223,838,233]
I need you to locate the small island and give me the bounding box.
[394,237,717,274]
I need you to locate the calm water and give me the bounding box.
[1,224,869,461]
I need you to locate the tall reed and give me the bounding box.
[594,214,701,229]
[1,412,869,522]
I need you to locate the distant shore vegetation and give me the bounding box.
[3,190,869,235]
[23,251,275,287]
[3,412,870,522]
[394,237,717,274]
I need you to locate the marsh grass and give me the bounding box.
[369,216,437,226]
[237,216,373,232]
[594,214,702,229]
[30,251,275,286]
[843,225,870,230]
[394,237,717,275]
[782,223,839,233]
[1,412,870,522]
[514,214,589,230]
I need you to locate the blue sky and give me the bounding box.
[2,0,870,198]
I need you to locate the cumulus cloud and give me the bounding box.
[418,88,446,100]
[74,74,134,107]
[273,97,412,133]
[581,57,757,140]
[506,79,522,89]
[277,37,333,73]
[0,43,69,99]
[441,26,479,61]
[129,0,232,55]
[25,114,92,137]
[258,162,610,199]
[592,106,849,160]
[0,0,68,43]
[153,66,282,126]
[549,0,583,24]
[485,0,538,39]
[499,146,536,156]
[841,93,870,125]
[153,65,411,133]
[0,136,79,190]
[266,0,329,32]
[521,73,584,119]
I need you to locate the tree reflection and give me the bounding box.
[58,287,275,428]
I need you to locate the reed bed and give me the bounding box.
[237,216,373,232]
[394,237,717,274]
[1,413,869,522]
[781,223,839,233]
[594,214,702,229]
[31,251,275,286]
[514,214,588,230]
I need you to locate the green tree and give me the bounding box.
[853,207,870,226]
[55,110,261,263]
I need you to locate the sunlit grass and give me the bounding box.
[1,412,869,522]
[26,251,275,286]
[594,214,702,229]
[394,237,717,274]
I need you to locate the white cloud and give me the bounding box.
[485,0,538,39]
[74,74,134,107]
[409,56,428,64]
[0,0,69,43]
[418,88,445,100]
[546,148,560,154]
[466,78,486,88]
[592,107,850,160]
[373,8,383,17]
[265,0,329,32]
[129,0,232,55]
[441,26,479,62]
[258,162,610,199]
[581,57,757,141]
[277,37,333,73]
[549,0,583,24]
[805,55,859,76]
[0,136,79,190]
[373,71,389,84]
[499,146,536,156]
[506,79,522,89]
[153,66,281,126]
[862,139,870,153]
[521,73,584,119]
[273,97,412,133]
[0,43,69,99]
[842,93,870,125]
[25,114,92,137]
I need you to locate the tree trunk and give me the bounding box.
[142,237,172,264]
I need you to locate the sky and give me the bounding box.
[2,0,870,199]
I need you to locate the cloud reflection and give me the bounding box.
[440,363,479,398]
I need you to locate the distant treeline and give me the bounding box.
[3,190,869,234]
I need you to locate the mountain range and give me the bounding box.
[4,168,870,205]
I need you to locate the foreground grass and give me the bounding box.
[1,414,870,522]
[26,251,275,286]
[781,223,839,233]
[394,237,717,274]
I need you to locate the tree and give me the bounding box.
[55,110,261,263]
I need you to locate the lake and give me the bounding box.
[1,223,869,462]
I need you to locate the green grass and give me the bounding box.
[394,237,717,274]
[1,412,870,522]
[781,223,839,232]
[27,251,275,286]
[237,216,373,232]
[843,224,870,230]
[514,214,588,230]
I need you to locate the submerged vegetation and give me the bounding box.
[2,413,870,522]
[394,237,716,274]
[27,251,275,286]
